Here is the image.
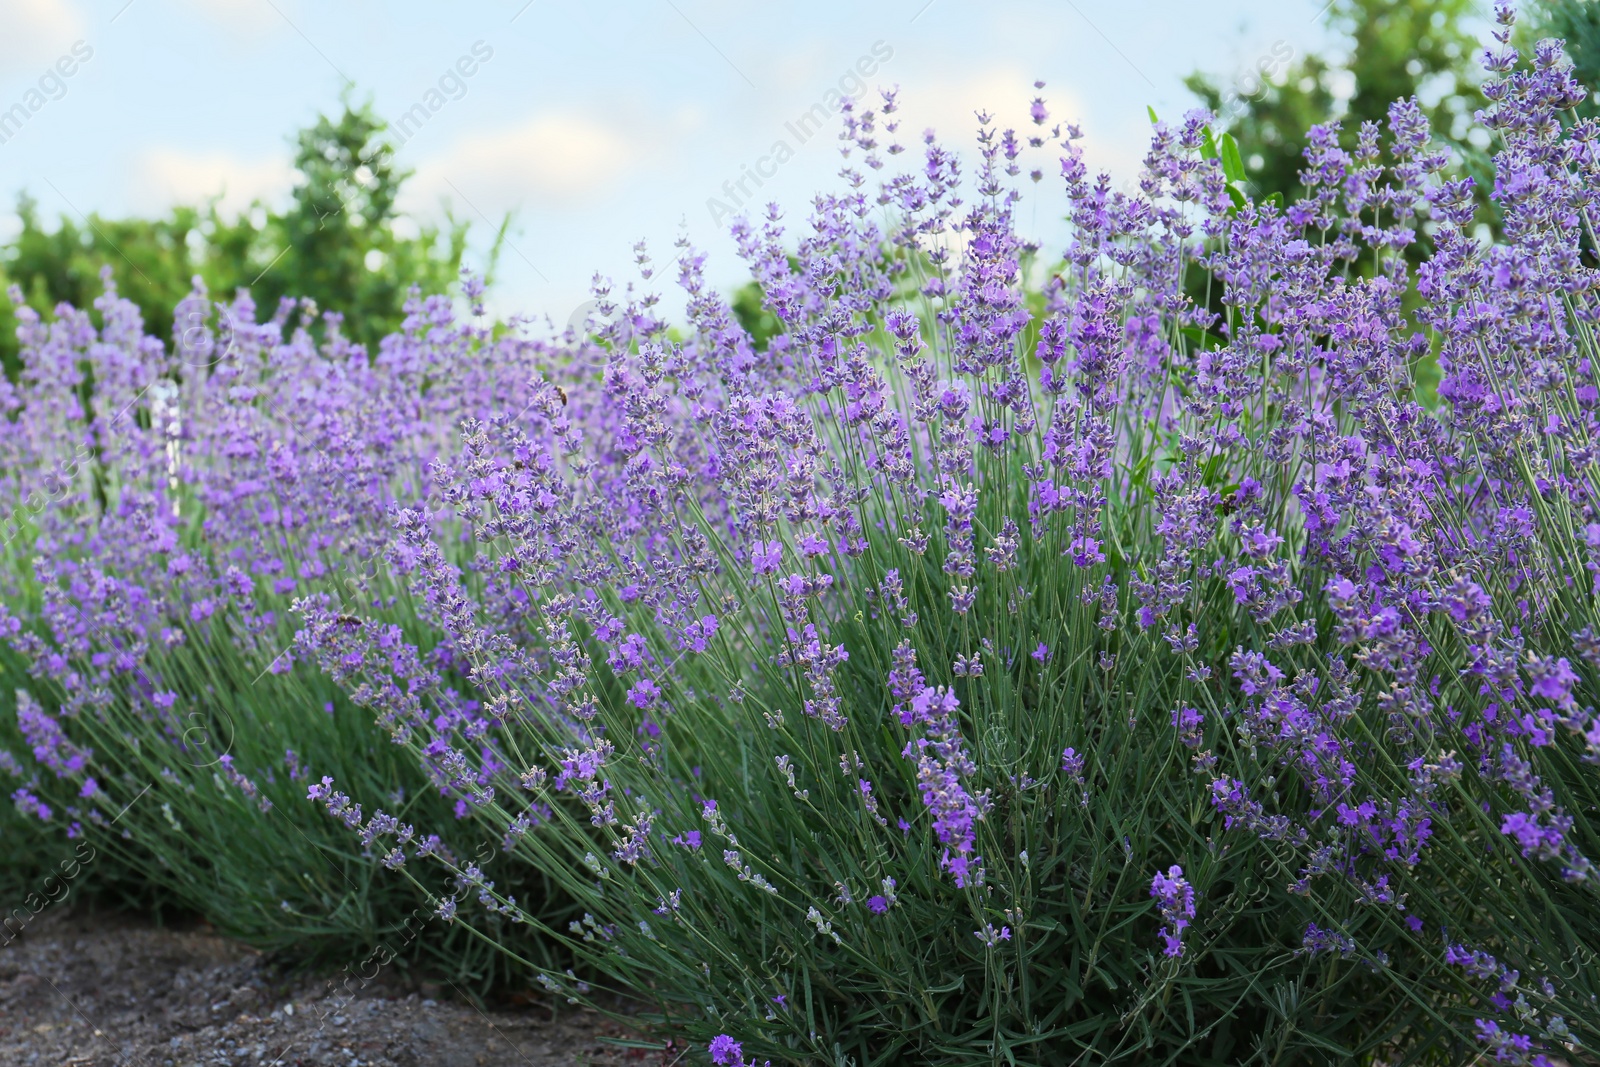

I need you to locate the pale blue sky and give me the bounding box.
[0,0,1358,325]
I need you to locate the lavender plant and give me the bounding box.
[0,275,575,979]
[0,9,1594,1063]
[0,670,101,909]
[293,23,1600,1063]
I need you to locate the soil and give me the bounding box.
[0,907,663,1067]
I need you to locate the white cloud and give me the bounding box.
[170,0,278,34]
[762,42,853,100]
[671,101,708,137]
[130,148,296,216]
[404,113,634,215]
[891,65,1142,179]
[0,0,85,72]
[888,67,1037,142]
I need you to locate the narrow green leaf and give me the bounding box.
[1220,132,1246,184]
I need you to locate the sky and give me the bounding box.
[0,0,1350,327]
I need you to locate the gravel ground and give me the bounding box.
[0,907,660,1067]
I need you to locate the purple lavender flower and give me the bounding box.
[1150,865,1195,957]
[627,678,662,709]
[974,924,1012,947]
[707,1035,744,1065]
[897,671,990,888]
[1060,746,1088,807]
[1299,923,1356,959]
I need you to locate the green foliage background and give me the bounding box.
[0,102,470,381]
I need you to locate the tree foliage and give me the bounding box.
[1187,0,1485,208]
[0,102,468,380]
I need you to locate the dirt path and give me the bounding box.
[0,908,654,1066]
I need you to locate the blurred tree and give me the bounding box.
[0,197,210,378]
[0,101,468,381]
[1186,53,1338,206]
[730,279,783,351]
[1186,0,1486,207]
[252,102,467,346]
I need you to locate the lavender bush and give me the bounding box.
[0,277,575,977]
[284,16,1600,1065]
[0,7,1595,1062]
